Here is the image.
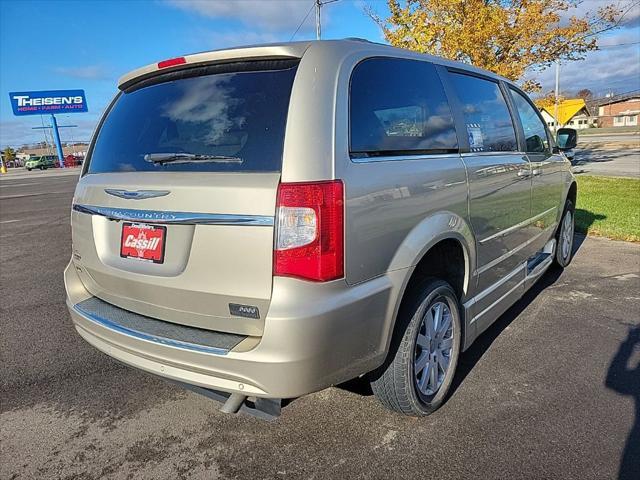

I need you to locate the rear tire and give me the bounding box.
[371,278,462,416]
[554,199,575,268]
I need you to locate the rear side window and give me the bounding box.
[87,62,298,173]
[350,58,458,157]
[509,88,550,153]
[448,73,517,153]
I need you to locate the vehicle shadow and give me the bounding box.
[572,148,624,166]
[338,235,589,400]
[605,326,640,480]
[441,230,587,397]
[574,209,606,236]
[339,265,568,400]
[448,263,564,397]
[572,231,587,254]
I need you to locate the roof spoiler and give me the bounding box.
[117,43,311,91]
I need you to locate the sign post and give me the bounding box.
[49,114,65,167]
[9,89,88,169]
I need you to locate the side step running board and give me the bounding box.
[527,252,551,273]
[527,239,556,278]
[170,380,282,421]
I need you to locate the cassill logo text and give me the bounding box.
[123,235,161,251]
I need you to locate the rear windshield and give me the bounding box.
[87,62,298,173]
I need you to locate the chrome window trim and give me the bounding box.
[72,204,274,226]
[73,302,230,356]
[350,153,461,164]
[460,151,525,158]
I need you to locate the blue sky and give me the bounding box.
[1,0,638,148]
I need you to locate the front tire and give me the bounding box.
[554,199,575,268]
[371,278,462,416]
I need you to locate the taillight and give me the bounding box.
[157,57,186,69]
[274,180,344,282]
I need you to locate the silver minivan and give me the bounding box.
[65,40,577,417]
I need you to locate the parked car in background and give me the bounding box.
[64,154,84,167]
[65,40,578,418]
[25,155,57,171]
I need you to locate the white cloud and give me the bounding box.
[598,29,640,46]
[0,120,38,148]
[613,0,640,27]
[561,0,639,23]
[0,117,98,149]
[54,65,111,80]
[529,30,640,96]
[194,29,282,49]
[165,0,316,32]
[524,0,640,96]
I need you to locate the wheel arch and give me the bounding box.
[567,180,577,207]
[381,212,476,358]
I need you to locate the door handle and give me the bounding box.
[517,169,531,177]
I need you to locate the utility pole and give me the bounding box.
[32,120,78,168]
[314,0,339,40]
[315,0,321,40]
[554,60,560,132]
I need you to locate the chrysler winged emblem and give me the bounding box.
[104,189,170,200]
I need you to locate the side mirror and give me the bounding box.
[556,128,577,150]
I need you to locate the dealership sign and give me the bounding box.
[9,89,88,116]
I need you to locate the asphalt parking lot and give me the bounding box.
[573,134,639,178]
[1,171,639,480]
[573,145,640,178]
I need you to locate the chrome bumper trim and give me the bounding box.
[72,204,274,226]
[73,301,231,355]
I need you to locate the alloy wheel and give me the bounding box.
[561,210,574,260]
[414,300,454,397]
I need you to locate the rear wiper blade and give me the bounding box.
[144,153,243,165]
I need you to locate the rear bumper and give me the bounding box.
[65,261,402,398]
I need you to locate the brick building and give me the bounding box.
[597,96,640,128]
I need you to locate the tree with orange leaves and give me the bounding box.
[371,0,633,91]
[534,90,563,110]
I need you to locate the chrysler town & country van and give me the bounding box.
[65,40,577,416]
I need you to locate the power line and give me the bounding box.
[598,41,640,48]
[590,88,640,106]
[289,2,315,41]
